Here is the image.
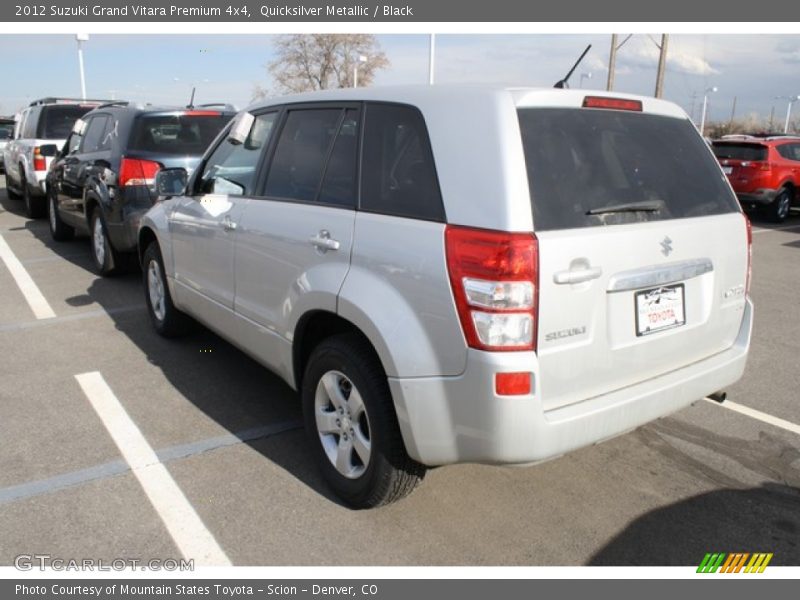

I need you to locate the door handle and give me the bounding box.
[310,230,340,252]
[222,215,237,232]
[553,265,602,285]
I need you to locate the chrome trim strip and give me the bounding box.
[607,258,713,292]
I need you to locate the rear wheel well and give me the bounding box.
[293,311,383,390]
[84,194,99,228]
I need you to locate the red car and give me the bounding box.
[712,134,800,222]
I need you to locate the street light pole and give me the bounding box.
[76,33,89,100]
[353,55,367,88]
[782,95,800,134]
[699,86,717,137]
[429,34,436,85]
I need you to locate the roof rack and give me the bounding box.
[28,97,111,107]
[95,100,145,110]
[196,103,238,112]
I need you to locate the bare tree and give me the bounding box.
[267,34,389,94]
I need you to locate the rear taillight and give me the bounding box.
[445,225,539,352]
[746,161,772,172]
[119,157,161,187]
[33,147,46,171]
[744,213,752,296]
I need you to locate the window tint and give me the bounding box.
[0,122,13,139]
[712,142,767,161]
[38,105,91,139]
[318,109,359,207]
[66,132,81,154]
[776,143,800,161]
[518,108,740,231]
[22,108,40,139]
[198,112,277,196]
[264,109,342,202]
[98,116,118,151]
[361,103,444,221]
[129,113,231,156]
[79,116,109,153]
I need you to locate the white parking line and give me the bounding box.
[752,224,800,234]
[0,233,56,319]
[75,371,232,566]
[705,397,800,436]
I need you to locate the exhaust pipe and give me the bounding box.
[707,391,727,403]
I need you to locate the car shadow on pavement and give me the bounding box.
[588,482,800,565]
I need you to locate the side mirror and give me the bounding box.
[155,168,188,199]
[39,144,58,157]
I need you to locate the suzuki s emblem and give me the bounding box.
[660,236,673,257]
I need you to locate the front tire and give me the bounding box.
[767,189,792,223]
[302,333,425,508]
[142,241,192,337]
[48,192,74,241]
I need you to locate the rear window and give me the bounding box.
[37,105,94,139]
[517,108,739,231]
[129,113,230,155]
[712,142,768,161]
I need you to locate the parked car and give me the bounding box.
[47,101,235,275]
[712,134,800,222]
[139,86,753,508]
[0,117,15,173]
[4,98,108,217]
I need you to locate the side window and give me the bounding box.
[198,112,277,196]
[13,112,26,139]
[79,116,108,153]
[318,108,359,207]
[776,144,793,160]
[264,108,343,203]
[66,132,81,154]
[97,116,118,152]
[22,108,40,139]
[791,144,800,162]
[360,103,445,221]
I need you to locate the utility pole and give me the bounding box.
[607,34,617,91]
[768,105,775,131]
[729,96,737,126]
[654,34,669,98]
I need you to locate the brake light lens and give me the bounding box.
[445,225,539,351]
[183,110,222,117]
[582,96,643,112]
[33,147,46,171]
[744,213,752,296]
[119,157,161,187]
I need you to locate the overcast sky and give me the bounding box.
[0,34,798,126]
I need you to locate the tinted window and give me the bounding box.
[37,105,92,139]
[518,108,740,231]
[198,112,277,196]
[318,109,359,207]
[66,132,81,154]
[0,123,13,139]
[264,109,342,202]
[22,108,40,139]
[129,113,231,156]
[712,142,768,161]
[361,103,444,221]
[79,116,108,153]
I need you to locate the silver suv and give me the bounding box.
[139,86,753,508]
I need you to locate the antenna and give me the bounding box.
[554,45,592,89]
[187,86,196,109]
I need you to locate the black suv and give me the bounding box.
[47,102,234,274]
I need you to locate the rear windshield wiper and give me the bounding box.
[586,200,664,215]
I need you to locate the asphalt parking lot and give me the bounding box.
[0,179,798,567]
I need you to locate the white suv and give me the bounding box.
[4,98,105,217]
[138,85,752,508]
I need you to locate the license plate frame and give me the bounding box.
[634,283,686,337]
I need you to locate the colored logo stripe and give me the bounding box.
[697,553,773,573]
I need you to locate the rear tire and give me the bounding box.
[142,241,192,337]
[22,170,46,218]
[90,207,120,276]
[5,171,20,199]
[302,333,425,508]
[48,191,74,241]
[767,189,792,223]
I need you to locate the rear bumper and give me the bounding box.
[391,299,753,466]
[736,190,778,206]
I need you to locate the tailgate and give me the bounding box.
[536,213,748,411]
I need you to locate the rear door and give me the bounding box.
[517,103,749,411]
[233,105,358,371]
